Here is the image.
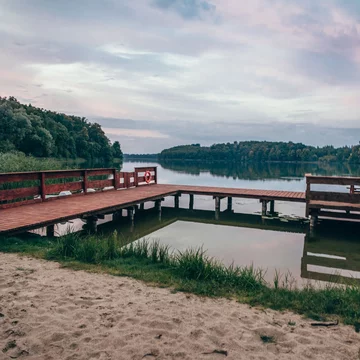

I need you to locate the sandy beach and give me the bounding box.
[0,253,359,360]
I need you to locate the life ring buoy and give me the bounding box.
[144,170,152,184]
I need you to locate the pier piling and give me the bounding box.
[227,197,233,212]
[46,224,55,237]
[189,194,194,210]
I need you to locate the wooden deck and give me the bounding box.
[0,184,305,235]
[176,185,305,202]
[1,167,359,236]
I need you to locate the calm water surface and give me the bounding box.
[41,160,360,286]
[124,161,360,286]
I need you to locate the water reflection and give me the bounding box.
[98,206,360,287]
[301,222,360,285]
[156,160,360,180]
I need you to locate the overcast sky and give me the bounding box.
[1,0,360,152]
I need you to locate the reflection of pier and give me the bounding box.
[98,206,307,238]
[98,207,360,286]
[301,221,360,285]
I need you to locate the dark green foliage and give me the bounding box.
[0,96,123,161]
[159,141,360,163]
[111,141,123,162]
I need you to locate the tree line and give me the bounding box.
[159,141,360,163]
[0,97,123,162]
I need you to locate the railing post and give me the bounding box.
[113,169,119,190]
[125,172,130,188]
[134,169,139,187]
[40,172,46,201]
[154,167,158,184]
[305,173,311,217]
[83,170,88,194]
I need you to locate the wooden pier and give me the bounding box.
[0,167,359,236]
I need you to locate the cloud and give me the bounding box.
[103,128,169,139]
[0,0,359,153]
[152,0,216,19]
[94,116,360,153]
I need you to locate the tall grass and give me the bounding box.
[4,232,360,328]
[0,152,62,173]
[47,234,263,291]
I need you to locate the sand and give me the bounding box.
[0,253,359,360]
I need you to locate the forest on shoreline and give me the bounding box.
[159,142,360,164]
[0,97,123,162]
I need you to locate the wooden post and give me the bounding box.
[140,203,145,211]
[215,196,220,220]
[134,169,139,187]
[125,172,131,188]
[310,212,318,230]
[269,200,275,215]
[113,211,122,222]
[227,197,232,212]
[350,185,355,194]
[46,224,55,237]
[40,172,46,201]
[83,170,88,194]
[128,207,135,221]
[261,200,267,216]
[155,199,162,221]
[305,174,311,217]
[154,167,158,184]
[189,194,194,210]
[174,195,180,209]
[84,216,98,234]
[113,169,119,190]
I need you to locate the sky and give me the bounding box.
[0,0,360,153]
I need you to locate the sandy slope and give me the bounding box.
[0,253,359,360]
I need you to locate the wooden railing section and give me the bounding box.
[305,174,360,217]
[0,167,158,209]
[134,167,157,186]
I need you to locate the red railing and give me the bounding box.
[0,167,157,209]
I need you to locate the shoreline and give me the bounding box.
[1,252,360,360]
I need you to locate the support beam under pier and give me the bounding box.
[215,196,221,220]
[83,216,98,234]
[261,200,268,216]
[174,194,181,209]
[189,194,194,210]
[227,197,232,212]
[112,210,123,222]
[155,199,162,221]
[46,224,55,237]
[269,200,275,215]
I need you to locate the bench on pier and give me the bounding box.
[305,174,360,220]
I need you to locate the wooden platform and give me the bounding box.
[176,185,305,202]
[0,184,305,235]
[2,167,359,236]
[305,174,360,221]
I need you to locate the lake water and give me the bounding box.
[122,161,360,287]
[40,160,360,287]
